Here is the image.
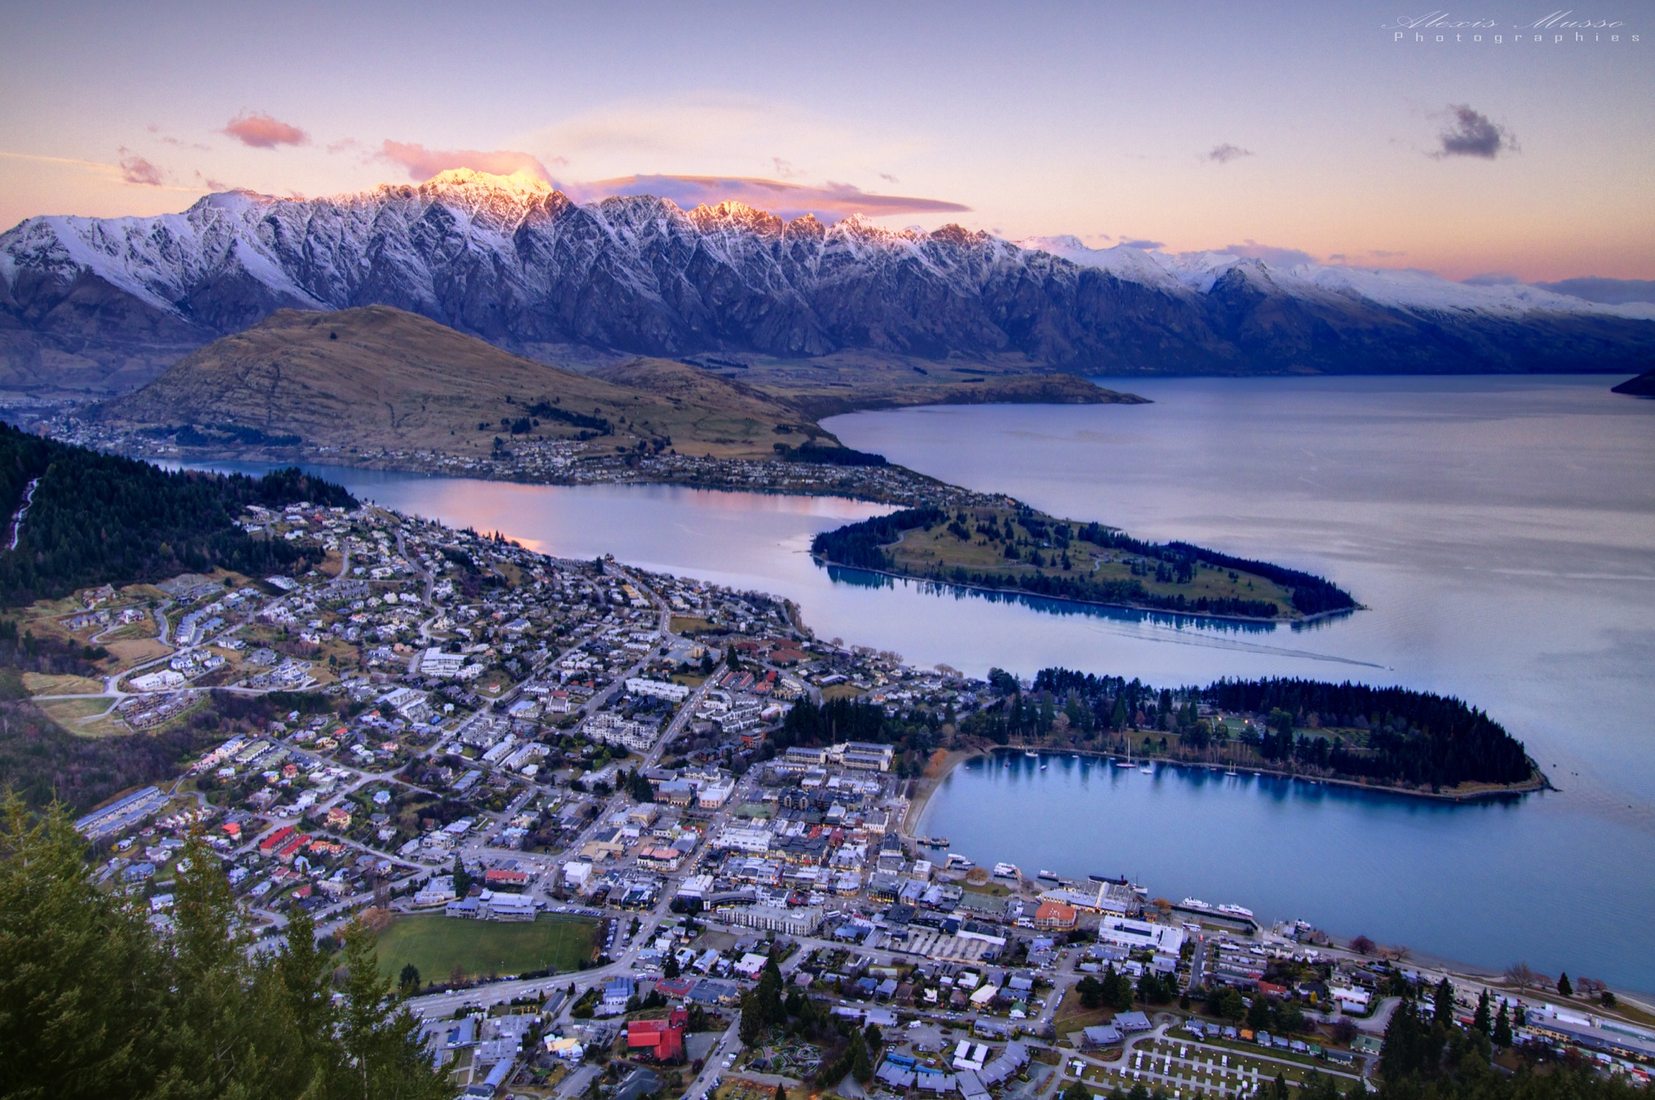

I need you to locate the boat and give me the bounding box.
[992,862,1021,878]
[1139,763,1153,774]
[946,854,974,869]
[917,836,950,848]
[1037,869,1061,881]
[1023,750,1039,759]
[1218,903,1256,920]
[1040,764,1048,770]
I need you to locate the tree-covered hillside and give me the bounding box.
[0,421,354,606]
[811,504,1357,620]
[0,799,447,1100]
[1005,669,1536,790]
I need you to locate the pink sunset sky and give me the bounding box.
[1,0,1650,283]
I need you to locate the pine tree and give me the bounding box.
[1557,972,1573,997]
[0,798,446,1100]
[1473,990,1492,1034]
[849,1030,873,1084]
[1493,1003,1513,1048]
[1434,977,1456,1027]
[338,920,448,1100]
[0,795,165,1099]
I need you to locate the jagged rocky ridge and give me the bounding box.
[2,169,1650,391]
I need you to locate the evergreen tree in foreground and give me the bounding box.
[0,796,447,1100]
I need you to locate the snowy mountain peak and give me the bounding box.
[1,178,1651,391]
[420,167,553,197]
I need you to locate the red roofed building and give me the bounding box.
[259,825,295,854]
[625,1008,687,1063]
[1033,900,1079,931]
[484,867,530,887]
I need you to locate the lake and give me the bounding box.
[193,374,1655,992]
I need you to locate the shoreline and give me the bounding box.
[814,555,1360,629]
[900,747,1655,1002]
[906,746,1546,825]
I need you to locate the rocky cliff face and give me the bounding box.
[2,169,1650,392]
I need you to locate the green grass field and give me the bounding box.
[375,913,597,985]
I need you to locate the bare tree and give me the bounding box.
[1505,962,1536,990]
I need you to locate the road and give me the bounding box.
[4,476,39,551]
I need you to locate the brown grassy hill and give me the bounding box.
[100,307,819,459]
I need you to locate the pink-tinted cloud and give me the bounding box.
[577,174,969,221]
[117,147,164,186]
[326,136,360,154]
[224,112,309,149]
[379,140,560,182]
[1223,239,1317,266]
[192,169,231,191]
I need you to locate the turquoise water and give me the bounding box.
[194,375,1655,991]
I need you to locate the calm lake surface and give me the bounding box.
[199,375,1655,991]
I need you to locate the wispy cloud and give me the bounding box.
[224,111,310,149]
[1223,239,1316,266]
[146,124,210,151]
[1205,143,1253,164]
[0,150,198,193]
[1119,237,1164,250]
[117,147,164,186]
[379,140,561,183]
[1432,105,1516,159]
[1534,276,1655,306]
[572,174,969,221]
[192,169,232,191]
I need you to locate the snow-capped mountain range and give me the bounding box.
[1,168,1650,392]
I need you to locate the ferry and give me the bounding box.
[917,836,950,849]
[992,862,1021,878]
[1037,869,1061,881]
[1181,898,1214,912]
[1218,903,1256,920]
[946,854,974,869]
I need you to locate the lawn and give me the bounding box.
[375,913,597,985]
[1054,986,1120,1037]
[22,671,107,695]
[38,696,118,731]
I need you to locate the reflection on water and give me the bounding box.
[176,375,1655,992]
[921,749,1643,990]
[821,563,1335,634]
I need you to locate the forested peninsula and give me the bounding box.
[756,666,1542,797]
[811,504,1358,622]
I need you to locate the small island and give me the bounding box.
[1610,368,1655,398]
[811,503,1358,622]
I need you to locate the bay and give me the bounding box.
[192,374,1655,991]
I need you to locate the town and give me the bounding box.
[23,497,1652,1100]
